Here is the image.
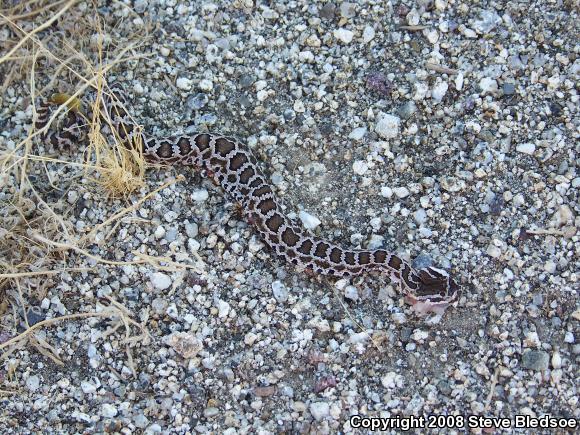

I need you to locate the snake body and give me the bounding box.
[35,87,460,314]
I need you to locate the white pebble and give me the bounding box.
[552,351,562,369]
[244,331,259,345]
[362,26,375,43]
[375,113,401,139]
[393,187,410,198]
[455,72,464,91]
[293,100,306,113]
[191,189,209,201]
[101,404,118,418]
[26,375,40,392]
[198,79,213,91]
[348,127,367,141]
[310,402,330,421]
[486,244,501,258]
[380,186,393,198]
[344,285,359,301]
[333,28,354,44]
[411,329,429,342]
[431,81,448,103]
[151,272,172,290]
[381,372,402,389]
[413,208,427,224]
[272,280,289,302]
[176,77,193,90]
[81,381,97,394]
[299,210,321,230]
[516,143,535,155]
[544,260,557,273]
[217,300,230,318]
[154,225,166,239]
[479,77,498,95]
[424,28,439,44]
[352,160,368,175]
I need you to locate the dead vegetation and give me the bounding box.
[0,0,184,389]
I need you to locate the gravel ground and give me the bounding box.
[1,0,578,433]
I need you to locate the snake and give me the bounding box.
[34,85,460,315]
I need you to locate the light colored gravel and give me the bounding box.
[0,0,578,433]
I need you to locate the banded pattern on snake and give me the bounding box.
[35,86,460,315]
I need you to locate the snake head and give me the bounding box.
[404,266,460,316]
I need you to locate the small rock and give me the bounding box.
[309,402,330,421]
[333,28,354,44]
[101,403,118,418]
[176,77,193,90]
[154,226,166,239]
[393,187,410,198]
[362,26,375,43]
[299,211,321,230]
[165,332,203,358]
[191,189,209,201]
[352,160,368,175]
[375,113,401,139]
[516,143,535,155]
[339,2,356,18]
[380,186,393,198]
[522,350,549,371]
[486,244,501,258]
[217,300,230,318]
[479,77,498,95]
[272,281,289,302]
[348,127,367,141]
[198,79,213,91]
[503,83,516,95]
[151,272,172,290]
[26,375,40,392]
[431,81,448,103]
[81,381,97,394]
[552,351,563,369]
[344,285,359,301]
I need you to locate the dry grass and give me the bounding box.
[0,0,195,384]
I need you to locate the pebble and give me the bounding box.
[344,285,359,301]
[380,186,393,198]
[217,300,230,318]
[198,79,213,91]
[299,210,321,230]
[154,225,165,239]
[191,189,209,201]
[362,26,375,43]
[348,127,367,141]
[176,77,193,90]
[26,375,40,392]
[272,280,289,302]
[309,402,330,421]
[101,404,118,418]
[375,113,400,139]
[393,187,410,198]
[151,272,172,290]
[81,381,97,394]
[333,28,354,44]
[479,77,498,95]
[413,208,427,225]
[352,160,368,175]
[516,143,535,155]
[503,83,516,95]
[431,81,448,103]
[165,332,203,358]
[339,2,356,18]
[522,350,549,371]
